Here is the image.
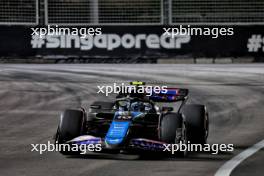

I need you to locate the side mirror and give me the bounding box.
[90,105,101,109]
[162,107,174,112]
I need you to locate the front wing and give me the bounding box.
[67,135,167,152]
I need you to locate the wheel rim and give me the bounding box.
[175,123,187,157]
[182,123,188,156]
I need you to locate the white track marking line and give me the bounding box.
[215,139,264,176]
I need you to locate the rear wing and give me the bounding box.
[149,88,189,102]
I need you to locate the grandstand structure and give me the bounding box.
[0,0,264,26]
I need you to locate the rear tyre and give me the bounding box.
[160,113,188,157]
[182,104,209,145]
[55,109,86,155]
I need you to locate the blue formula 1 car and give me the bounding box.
[55,82,209,157]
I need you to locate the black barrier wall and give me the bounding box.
[0,26,264,59]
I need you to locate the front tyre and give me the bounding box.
[183,104,209,145]
[160,113,188,157]
[55,109,86,155]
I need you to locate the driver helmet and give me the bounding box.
[118,100,129,111]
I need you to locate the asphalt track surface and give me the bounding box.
[0,64,263,176]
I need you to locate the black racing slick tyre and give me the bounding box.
[160,113,188,157]
[182,104,209,145]
[56,109,86,144]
